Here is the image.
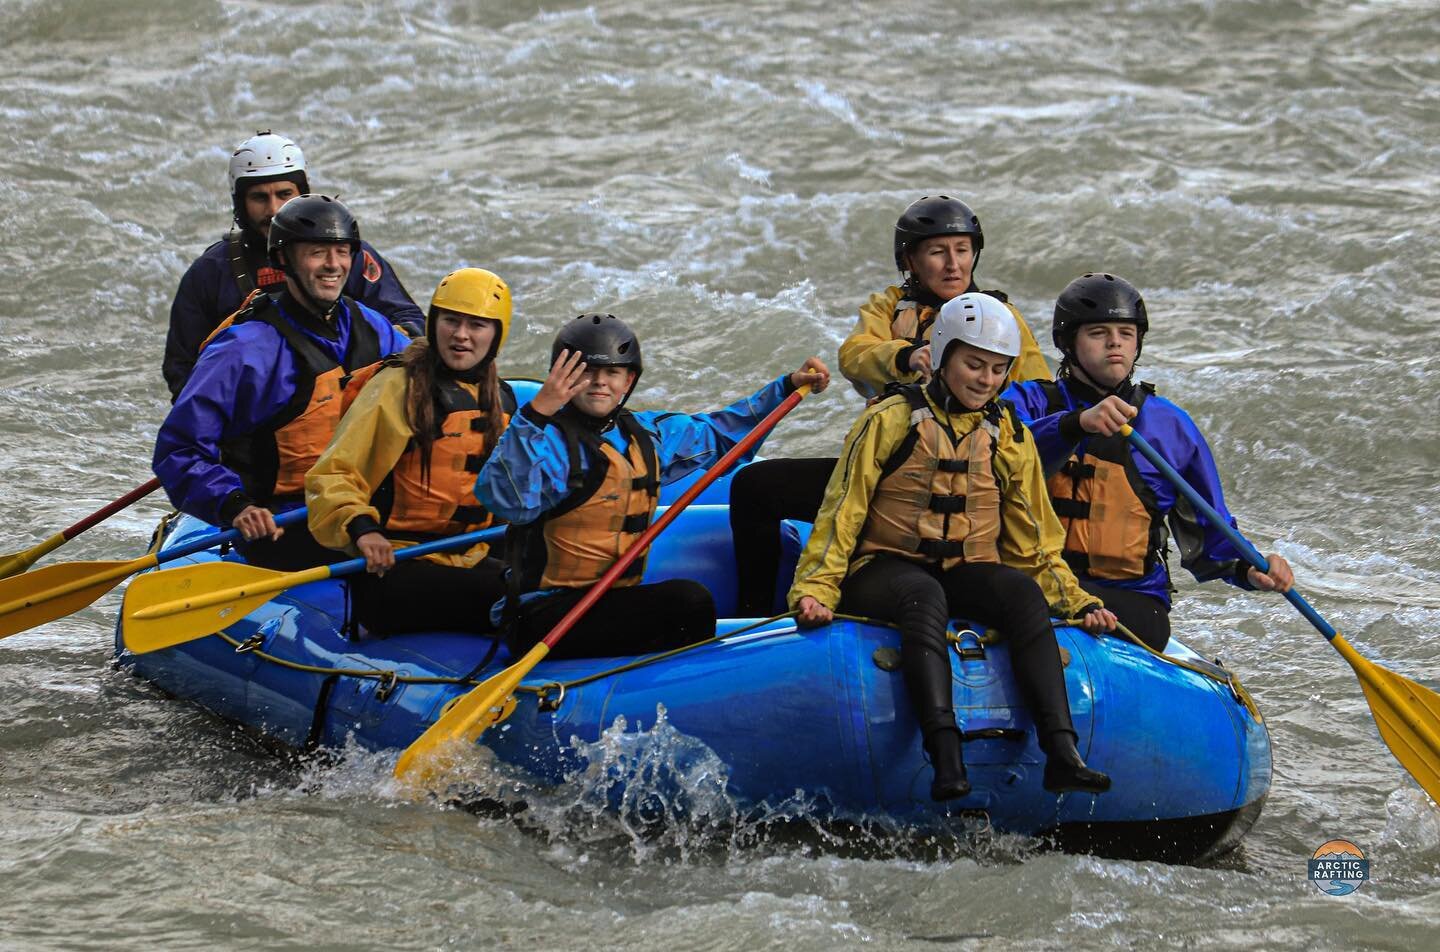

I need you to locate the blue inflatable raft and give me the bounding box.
[114,475,1270,863]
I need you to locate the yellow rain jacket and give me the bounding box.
[305,365,504,568]
[788,385,1098,616]
[838,285,1051,399]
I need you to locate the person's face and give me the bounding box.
[242,180,301,237]
[571,365,637,417]
[939,342,1012,410]
[1072,322,1139,390]
[285,241,352,309]
[906,235,975,301]
[433,311,498,372]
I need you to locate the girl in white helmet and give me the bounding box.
[789,293,1116,802]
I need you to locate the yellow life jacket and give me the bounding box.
[508,410,661,592]
[373,376,515,542]
[855,385,1009,571]
[1040,380,1166,580]
[214,294,383,504]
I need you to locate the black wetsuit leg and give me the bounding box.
[838,556,956,737]
[348,556,508,637]
[937,561,1077,741]
[729,457,837,616]
[514,579,716,660]
[1078,579,1171,652]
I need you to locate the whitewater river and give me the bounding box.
[3,0,1440,947]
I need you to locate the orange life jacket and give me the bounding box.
[1040,380,1166,580]
[507,410,661,592]
[215,295,383,504]
[372,376,515,542]
[855,385,1010,571]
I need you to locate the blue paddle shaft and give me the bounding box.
[1121,426,1336,641]
[158,507,310,564]
[324,525,506,579]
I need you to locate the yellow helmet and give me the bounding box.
[428,267,513,355]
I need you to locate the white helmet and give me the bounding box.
[227,131,307,196]
[931,292,1022,365]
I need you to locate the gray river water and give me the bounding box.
[4,0,1440,948]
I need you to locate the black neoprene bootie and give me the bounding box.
[1042,731,1111,794]
[925,728,971,801]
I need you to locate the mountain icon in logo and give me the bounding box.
[1308,839,1369,896]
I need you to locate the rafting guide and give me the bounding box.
[162,131,423,399]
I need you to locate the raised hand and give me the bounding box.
[530,348,590,417]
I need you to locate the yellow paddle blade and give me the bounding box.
[0,532,67,581]
[122,561,299,654]
[0,557,152,639]
[394,642,550,786]
[1332,635,1440,804]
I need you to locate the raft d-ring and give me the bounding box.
[536,682,566,713]
[374,671,399,703]
[948,628,986,662]
[234,633,265,654]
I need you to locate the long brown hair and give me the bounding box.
[400,337,504,485]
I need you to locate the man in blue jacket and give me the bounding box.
[477,313,829,658]
[154,195,411,570]
[161,131,423,398]
[1003,273,1292,651]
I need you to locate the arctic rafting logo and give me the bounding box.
[1308,839,1369,896]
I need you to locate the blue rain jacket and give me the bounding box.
[153,294,411,526]
[1003,376,1252,605]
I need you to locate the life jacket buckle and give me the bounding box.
[536,681,566,713]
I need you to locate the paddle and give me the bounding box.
[393,384,814,785]
[0,508,309,641]
[122,524,506,654]
[1122,424,1440,803]
[0,477,162,580]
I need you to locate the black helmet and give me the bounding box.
[1052,272,1149,357]
[551,313,643,376]
[267,194,362,271]
[893,195,984,272]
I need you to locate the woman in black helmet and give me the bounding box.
[475,314,830,659]
[730,195,1050,616]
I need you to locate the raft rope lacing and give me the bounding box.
[203,609,1258,721]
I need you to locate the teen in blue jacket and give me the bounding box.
[1003,273,1292,650]
[476,313,829,658]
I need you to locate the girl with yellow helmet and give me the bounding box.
[305,268,516,636]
